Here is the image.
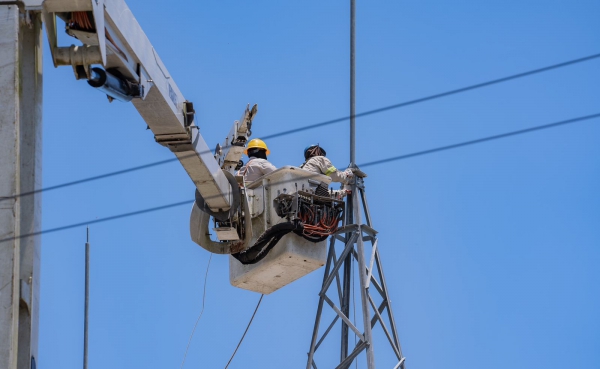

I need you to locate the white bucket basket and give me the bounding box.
[229,166,331,294]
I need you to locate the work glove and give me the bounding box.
[340,169,354,184]
[332,189,348,200]
[343,168,354,178]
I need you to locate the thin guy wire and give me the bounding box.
[180,253,212,369]
[2,53,598,203]
[350,0,356,165]
[1,112,598,244]
[224,294,264,369]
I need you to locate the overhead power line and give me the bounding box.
[2,53,598,203]
[224,294,264,369]
[361,112,600,167]
[2,199,195,242]
[1,112,597,244]
[262,53,600,140]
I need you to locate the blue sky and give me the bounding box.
[39,0,599,368]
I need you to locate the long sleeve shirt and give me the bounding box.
[237,158,277,183]
[300,156,352,184]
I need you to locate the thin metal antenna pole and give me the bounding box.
[342,14,356,342]
[350,0,356,166]
[308,1,404,367]
[83,227,90,369]
[342,0,357,361]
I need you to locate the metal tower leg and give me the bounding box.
[306,178,406,369]
[340,186,354,363]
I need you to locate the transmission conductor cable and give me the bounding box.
[2,112,599,243]
[3,53,598,203]
[224,294,264,369]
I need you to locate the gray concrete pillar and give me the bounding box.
[0,5,43,369]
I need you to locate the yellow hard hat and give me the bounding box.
[245,138,270,155]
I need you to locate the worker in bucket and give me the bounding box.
[237,138,277,183]
[300,144,354,185]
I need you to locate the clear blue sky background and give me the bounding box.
[39,0,599,368]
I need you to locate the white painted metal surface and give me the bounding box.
[104,0,233,211]
[22,0,45,10]
[42,0,235,211]
[91,0,106,65]
[229,233,327,295]
[44,0,92,12]
[229,167,331,294]
[214,104,257,172]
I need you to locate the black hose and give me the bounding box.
[233,198,343,264]
[232,222,301,265]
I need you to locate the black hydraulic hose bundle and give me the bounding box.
[232,222,301,265]
[232,192,344,265]
[232,217,339,265]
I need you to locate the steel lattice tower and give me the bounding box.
[306,1,405,367]
[306,174,406,369]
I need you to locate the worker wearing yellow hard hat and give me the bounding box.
[244,138,271,155]
[238,138,276,183]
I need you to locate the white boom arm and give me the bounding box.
[40,0,253,212]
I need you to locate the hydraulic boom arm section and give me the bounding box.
[40,0,253,212]
[33,0,336,294]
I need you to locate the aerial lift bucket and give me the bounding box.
[190,166,343,294]
[229,167,331,294]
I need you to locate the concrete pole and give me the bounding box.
[0,5,43,369]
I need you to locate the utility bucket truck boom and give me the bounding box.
[42,0,343,294]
